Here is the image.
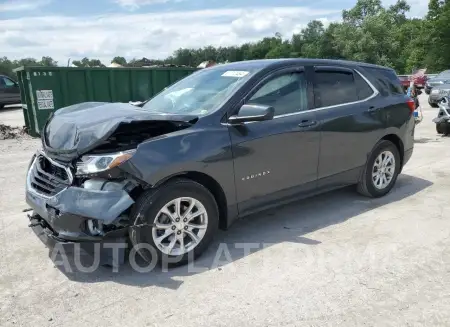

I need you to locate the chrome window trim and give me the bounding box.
[223,68,379,125]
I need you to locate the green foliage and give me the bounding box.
[2,0,449,77]
[111,56,127,65]
[71,57,105,67]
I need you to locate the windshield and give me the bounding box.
[436,70,450,79]
[142,66,258,115]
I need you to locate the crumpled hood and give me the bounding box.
[42,102,197,157]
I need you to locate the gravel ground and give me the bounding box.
[1,94,449,327]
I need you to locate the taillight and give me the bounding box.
[406,98,415,113]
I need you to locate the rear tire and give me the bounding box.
[357,140,401,198]
[129,178,219,267]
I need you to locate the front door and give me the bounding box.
[228,67,321,215]
[0,76,20,104]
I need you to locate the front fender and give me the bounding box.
[119,126,238,210]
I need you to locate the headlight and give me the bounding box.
[76,149,136,175]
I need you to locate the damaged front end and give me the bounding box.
[25,102,197,258]
[26,150,137,243]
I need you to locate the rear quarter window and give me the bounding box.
[364,67,404,96]
[354,72,375,100]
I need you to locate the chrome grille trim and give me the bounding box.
[27,151,73,198]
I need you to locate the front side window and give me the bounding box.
[314,70,358,107]
[142,67,260,115]
[247,72,308,116]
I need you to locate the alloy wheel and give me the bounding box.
[372,150,396,190]
[151,197,208,256]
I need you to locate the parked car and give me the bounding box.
[397,72,427,91]
[425,70,450,94]
[0,75,21,109]
[25,59,415,266]
[397,75,410,91]
[428,83,450,107]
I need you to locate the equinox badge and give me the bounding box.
[241,170,270,181]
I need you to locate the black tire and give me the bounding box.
[425,89,430,95]
[0,104,4,110]
[428,97,439,108]
[357,140,401,198]
[129,178,219,267]
[436,123,445,134]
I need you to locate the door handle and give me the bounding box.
[366,106,379,113]
[298,120,317,128]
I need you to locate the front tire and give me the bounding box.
[129,178,219,267]
[428,97,439,108]
[437,123,450,136]
[357,140,401,198]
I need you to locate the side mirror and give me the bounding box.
[228,104,274,124]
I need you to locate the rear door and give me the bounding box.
[311,66,383,189]
[229,66,321,215]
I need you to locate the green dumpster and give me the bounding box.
[13,66,197,137]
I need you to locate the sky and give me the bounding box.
[0,0,430,65]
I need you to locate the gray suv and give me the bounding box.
[25,59,416,266]
[0,75,21,109]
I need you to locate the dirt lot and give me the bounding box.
[1,94,449,327]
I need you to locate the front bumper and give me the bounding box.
[25,154,135,243]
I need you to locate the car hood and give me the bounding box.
[42,102,198,159]
[428,78,450,85]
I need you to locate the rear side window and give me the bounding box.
[365,67,404,95]
[314,70,358,107]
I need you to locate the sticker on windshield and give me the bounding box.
[222,71,249,78]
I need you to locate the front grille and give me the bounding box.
[29,154,72,196]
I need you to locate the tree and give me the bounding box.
[111,56,127,66]
[39,56,58,67]
[72,57,105,67]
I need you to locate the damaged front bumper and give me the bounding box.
[25,152,135,243]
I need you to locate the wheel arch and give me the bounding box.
[154,171,229,230]
[380,133,404,168]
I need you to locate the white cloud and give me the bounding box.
[0,0,50,12]
[0,7,340,64]
[0,1,429,64]
[114,0,183,10]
